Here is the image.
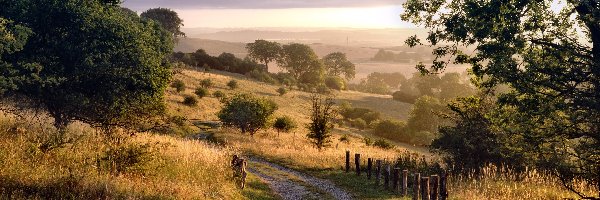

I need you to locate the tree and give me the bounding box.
[0,17,34,95]
[306,95,336,150]
[246,40,281,72]
[273,116,297,136]
[322,52,356,80]
[277,43,324,83]
[403,0,600,197]
[0,0,174,130]
[140,8,185,38]
[406,96,445,134]
[218,93,277,135]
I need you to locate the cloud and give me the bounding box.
[121,0,404,11]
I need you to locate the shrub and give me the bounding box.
[194,87,208,98]
[373,139,394,149]
[373,119,407,140]
[182,95,198,106]
[306,95,337,149]
[277,87,287,96]
[339,106,381,125]
[339,134,350,144]
[350,118,368,130]
[227,79,238,89]
[218,93,278,135]
[392,91,418,104]
[316,84,331,94]
[273,116,297,136]
[246,69,277,84]
[213,90,225,99]
[171,79,185,93]
[96,142,162,175]
[324,76,346,90]
[199,78,213,88]
[364,137,373,146]
[362,111,381,125]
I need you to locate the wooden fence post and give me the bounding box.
[393,168,400,194]
[355,153,361,176]
[384,164,390,189]
[421,177,430,200]
[440,172,448,200]
[431,175,439,200]
[375,160,381,186]
[345,151,350,173]
[402,170,408,196]
[413,173,421,200]
[367,158,372,179]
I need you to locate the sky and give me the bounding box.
[121,0,412,28]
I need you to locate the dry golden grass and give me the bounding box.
[0,113,244,199]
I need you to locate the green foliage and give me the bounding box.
[278,43,324,85]
[182,95,198,106]
[171,79,186,93]
[406,95,445,134]
[349,118,368,130]
[363,137,373,146]
[1,0,174,130]
[372,139,394,149]
[218,93,278,135]
[322,52,356,80]
[96,142,163,175]
[324,76,346,90]
[392,91,418,104]
[246,69,277,84]
[403,0,600,195]
[213,90,226,99]
[140,8,185,37]
[272,116,297,135]
[350,74,391,95]
[339,105,380,125]
[227,79,238,90]
[276,87,287,96]
[306,95,336,150]
[194,87,208,99]
[371,49,414,63]
[199,78,213,88]
[0,17,33,95]
[373,119,407,140]
[246,40,281,71]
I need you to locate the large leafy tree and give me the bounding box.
[0,0,174,130]
[246,39,281,72]
[141,8,185,38]
[306,95,336,150]
[0,17,35,95]
[402,0,599,197]
[322,52,356,80]
[277,43,324,82]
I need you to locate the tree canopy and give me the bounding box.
[322,52,356,80]
[246,39,281,72]
[141,7,185,38]
[277,43,324,84]
[218,93,278,135]
[402,0,600,196]
[0,0,174,130]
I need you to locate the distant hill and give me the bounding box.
[175,38,248,58]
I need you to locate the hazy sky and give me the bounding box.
[121,0,412,28]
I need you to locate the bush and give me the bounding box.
[339,106,381,125]
[182,95,198,106]
[306,95,336,149]
[96,142,162,175]
[350,118,368,130]
[213,90,225,99]
[171,79,185,93]
[194,88,208,98]
[273,116,297,136]
[218,93,278,135]
[324,76,346,90]
[364,137,373,146]
[373,139,394,149]
[362,111,381,125]
[246,69,277,84]
[227,79,238,89]
[277,87,287,96]
[339,134,350,144]
[316,84,331,94]
[373,119,407,140]
[200,78,213,88]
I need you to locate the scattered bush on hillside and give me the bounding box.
[277,87,287,96]
[246,69,277,84]
[316,84,331,94]
[273,72,297,87]
[339,106,381,125]
[199,78,213,88]
[339,134,350,144]
[218,93,278,135]
[273,116,297,136]
[392,91,419,104]
[213,90,225,99]
[373,139,394,149]
[182,95,198,106]
[324,76,346,90]
[363,137,373,146]
[194,88,208,99]
[97,142,164,175]
[350,118,368,130]
[306,95,336,149]
[227,80,238,90]
[373,119,407,141]
[171,79,185,93]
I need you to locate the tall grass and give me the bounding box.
[0,113,243,199]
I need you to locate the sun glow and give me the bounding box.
[175,6,415,28]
